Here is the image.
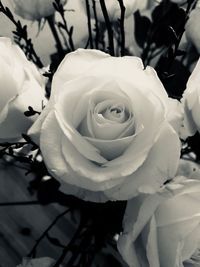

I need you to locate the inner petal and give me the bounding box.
[91,99,134,140]
[103,103,129,123]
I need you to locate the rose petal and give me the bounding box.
[104,79,166,168]
[58,181,109,203]
[181,224,200,262]
[157,219,200,267]
[156,189,200,227]
[90,99,133,140]
[0,79,45,139]
[117,237,141,267]
[181,58,200,137]
[146,216,160,267]
[40,111,125,191]
[85,134,137,161]
[0,66,18,111]
[104,122,180,200]
[117,194,165,267]
[28,102,51,145]
[81,84,135,140]
[52,49,168,105]
[167,98,183,135]
[52,49,110,98]
[40,110,71,179]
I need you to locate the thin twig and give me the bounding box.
[53,215,86,267]
[92,0,99,49]
[99,0,114,55]
[117,0,125,56]
[28,208,71,257]
[53,0,75,51]
[99,0,115,55]
[46,14,65,57]
[0,1,43,67]
[85,0,94,49]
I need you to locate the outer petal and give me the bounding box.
[0,79,45,140]
[52,49,168,106]
[166,98,183,135]
[157,219,200,267]
[118,193,166,267]
[181,58,200,137]
[51,49,110,98]
[105,122,180,200]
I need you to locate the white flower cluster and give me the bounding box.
[2,0,200,267]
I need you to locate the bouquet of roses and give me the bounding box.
[1,0,200,266]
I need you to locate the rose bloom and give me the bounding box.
[0,37,45,142]
[80,0,148,22]
[13,0,67,21]
[17,257,60,267]
[118,177,200,267]
[29,49,180,202]
[181,58,200,139]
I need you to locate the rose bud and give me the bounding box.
[118,177,200,267]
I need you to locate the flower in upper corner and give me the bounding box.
[80,0,147,22]
[118,177,200,267]
[13,0,67,21]
[17,257,61,267]
[29,49,180,202]
[181,58,200,139]
[0,37,46,142]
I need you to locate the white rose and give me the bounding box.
[17,257,60,267]
[13,0,67,21]
[0,37,45,142]
[181,57,200,139]
[118,177,200,267]
[80,0,145,22]
[185,8,200,53]
[29,49,180,202]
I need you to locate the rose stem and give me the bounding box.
[92,0,99,49]
[53,214,86,267]
[46,14,65,57]
[54,0,75,51]
[85,0,94,49]
[0,1,43,68]
[117,0,126,56]
[27,208,71,258]
[99,0,115,56]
